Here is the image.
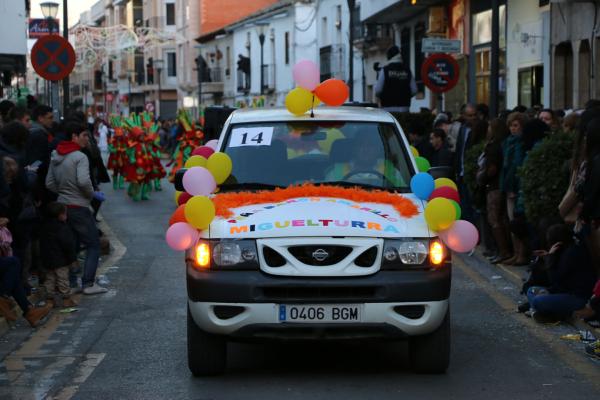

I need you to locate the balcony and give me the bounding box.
[353,23,394,53]
[237,69,250,93]
[201,67,224,94]
[261,64,275,92]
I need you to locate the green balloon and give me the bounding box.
[416,156,431,172]
[450,200,461,220]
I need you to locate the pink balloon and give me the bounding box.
[166,222,199,251]
[192,146,215,158]
[205,139,219,150]
[439,220,479,253]
[182,167,217,196]
[293,60,320,91]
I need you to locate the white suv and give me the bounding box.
[185,106,451,375]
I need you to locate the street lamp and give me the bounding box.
[255,21,268,95]
[40,1,59,34]
[154,59,164,118]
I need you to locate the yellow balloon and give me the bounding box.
[174,191,182,205]
[185,155,207,168]
[184,196,216,230]
[285,87,315,116]
[424,197,456,231]
[434,178,458,191]
[410,146,419,157]
[206,152,233,184]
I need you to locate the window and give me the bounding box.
[400,28,410,66]
[167,52,176,77]
[336,5,342,30]
[320,46,332,81]
[414,23,426,93]
[321,17,328,45]
[166,3,175,26]
[284,32,290,65]
[226,46,231,77]
[108,60,114,81]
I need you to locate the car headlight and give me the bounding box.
[382,239,430,269]
[192,240,259,270]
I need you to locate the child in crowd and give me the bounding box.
[40,202,78,308]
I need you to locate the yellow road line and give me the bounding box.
[455,257,600,391]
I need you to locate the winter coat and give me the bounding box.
[546,242,597,299]
[45,142,94,207]
[481,139,503,191]
[500,135,524,194]
[582,154,600,221]
[25,122,51,168]
[39,218,77,269]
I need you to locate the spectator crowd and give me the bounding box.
[404,100,600,355]
[0,99,110,329]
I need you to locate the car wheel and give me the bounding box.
[187,306,227,376]
[409,308,450,374]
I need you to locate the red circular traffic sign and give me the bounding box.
[421,54,460,93]
[31,35,76,81]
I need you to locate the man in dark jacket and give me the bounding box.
[375,45,417,112]
[428,129,454,170]
[26,105,53,168]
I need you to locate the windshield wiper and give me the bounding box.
[322,181,409,193]
[219,182,284,191]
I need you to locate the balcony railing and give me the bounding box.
[261,64,275,91]
[237,69,250,92]
[208,67,223,83]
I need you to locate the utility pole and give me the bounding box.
[63,0,70,116]
[347,0,355,101]
[490,0,499,118]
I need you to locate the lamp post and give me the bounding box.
[62,0,70,115]
[256,22,268,95]
[194,45,203,119]
[347,0,355,101]
[154,59,164,118]
[127,70,134,115]
[40,2,59,116]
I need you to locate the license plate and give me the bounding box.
[278,304,362,323]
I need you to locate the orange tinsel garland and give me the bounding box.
[212,184,418,219]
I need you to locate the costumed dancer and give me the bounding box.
[106,116,127,190]
[141,112,166,191]
[168,109,204,182]
[122,113,153,201]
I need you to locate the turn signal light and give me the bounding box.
[195,243,211,268]
[430,240,445,266]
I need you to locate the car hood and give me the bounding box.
[209,194,429,239]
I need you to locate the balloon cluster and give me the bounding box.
[165,140,233,251]
[285,60,350,116]
[409,147,479,254]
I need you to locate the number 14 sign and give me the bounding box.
[229,127,274,147]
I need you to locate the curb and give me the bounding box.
[469,247,600,339]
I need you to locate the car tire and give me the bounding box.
[187,306,227,376]
[409,308,450,374]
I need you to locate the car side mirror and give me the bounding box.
[428,166,453,180]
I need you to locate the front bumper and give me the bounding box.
[188,300,449,339]
[187,266,451,339]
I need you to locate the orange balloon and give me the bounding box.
[169,204,187,226]
[314,79,349,106]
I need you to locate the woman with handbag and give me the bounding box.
[481,119,512,264]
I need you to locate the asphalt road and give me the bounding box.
[1,181,599,400]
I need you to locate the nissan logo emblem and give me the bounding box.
[312,249,329,262]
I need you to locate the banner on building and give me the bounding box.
[28,18,61,38]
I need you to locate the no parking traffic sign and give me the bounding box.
[421,53,460,93]
[31,35,76,82]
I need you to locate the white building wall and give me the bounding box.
[0,0,27,56]
[506,0,550,108]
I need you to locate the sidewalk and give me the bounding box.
[0,216,126,336]
[463,247,600,340]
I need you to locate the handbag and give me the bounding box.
[558,171,582,224]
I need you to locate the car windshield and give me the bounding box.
[221,121,413,191]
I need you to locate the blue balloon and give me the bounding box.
[410,173,435,200]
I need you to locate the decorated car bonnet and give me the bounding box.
[165,60,479,254]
